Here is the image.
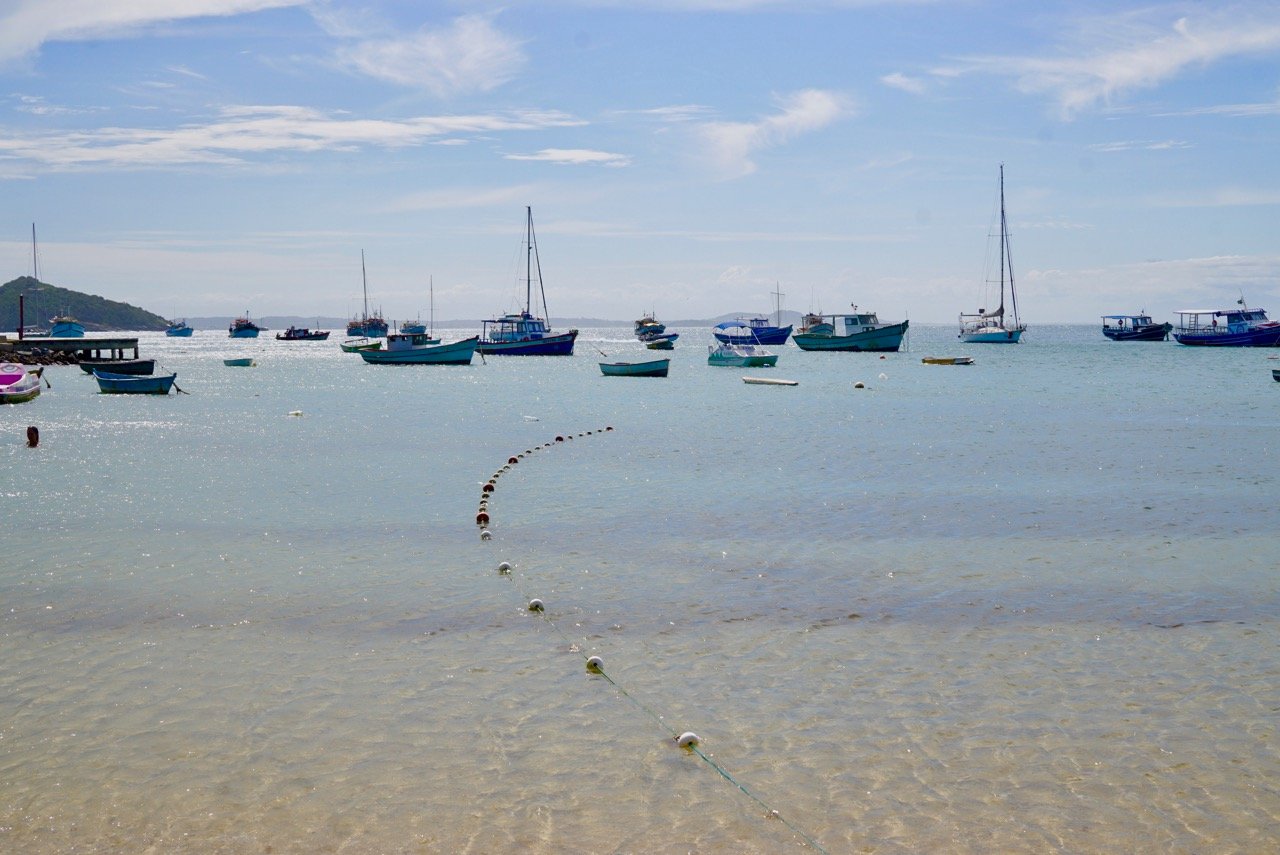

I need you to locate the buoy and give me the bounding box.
[508,457,518,465]
[288,410,303,417]
[676,732,699,748]
[476,512,490,525]
[878,372,888,380]
[586,656,604,672]
[497,561,511,574]
[854,381,866,389]
[527,598,544,612]
[555,436,565,442]
[482,483,494,493]
[25,426,38,448]
[605,426,613,431]
[480,528,492,541]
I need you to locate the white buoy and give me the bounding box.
[480,529,492,541]
[878,372,888,380]
[288,410,303,417]
[586,655,603,672]
[528,598,544,612]
[497,561,511,574]
[676,732,699,748]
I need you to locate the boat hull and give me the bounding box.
[959,327,1024,343]
[229,328,260,338]
[708,354,778,367]
[223,358,256,366]
[165,327,193,337]
[713,325,792,345]
[599,358,670,377]
[276,330,331,341]
[921,356,975,365]
[1103,324,1171,341]
[78,359,155,375]
[93,370,176,394]
[1174,326,1280,346]
[477,330,578,356]
[49,320,84,338]
[359,336,478,365]
[793,320,908,352]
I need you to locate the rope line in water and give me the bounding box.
[476,427,829,854]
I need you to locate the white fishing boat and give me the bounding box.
[959,164,1026,343]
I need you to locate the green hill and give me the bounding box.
[0,277,169,332]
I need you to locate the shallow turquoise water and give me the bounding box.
[2,325,1277,853]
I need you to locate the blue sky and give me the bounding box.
[1,1,1278,324]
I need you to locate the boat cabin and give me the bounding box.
[483,311,550,343]
[384,332,440,351]
[1176,307,1270,334]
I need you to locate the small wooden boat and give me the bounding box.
[0,363,42,404]
[921,356,974,365]
[359,334,478,365]
[599,358,670,377]
[1272,368,1280,383]
[223,357,256,367]
[645,336,676,350]
[93,369,177,395]
[743,376,797,386]
[340,337,382,353]
[78,358,155,375]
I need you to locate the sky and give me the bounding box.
[1,0,1279,324]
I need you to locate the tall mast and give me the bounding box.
[525,206,533,314]
[1001,163,1019,326]
[31,223,38,283]
[361,250,369,320]
[772,283,785,326]
[997,164,1006,318]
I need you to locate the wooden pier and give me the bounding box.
[0,335,141,365]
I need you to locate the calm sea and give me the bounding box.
[2,324,1277,853]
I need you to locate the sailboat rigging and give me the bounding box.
[959,164,1026,343]
[477,207,578,355]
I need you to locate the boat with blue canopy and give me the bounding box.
[1102,314,1172,341]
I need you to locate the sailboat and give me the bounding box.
[346,251,389,339]
[477,207,578,355]
[959,165,1026,343]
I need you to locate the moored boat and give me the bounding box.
[714,286,792,345]
[223,357,256,367]
[960,164,1026,343]
[340,337,382,353]
[347,251,389,338]
[792,306,908,352]
[165,319,194,337]
[276,326,331,341]
[921,356,974,365]
[1273,368,1280,383]
[478,207,578,356]
[228,313,262,338]
[645,336,676,350]
[0,363,42,404]
[93,369,177,394]
[78,358,155,375]
[1102,314,1172,341]
[359,333,478,365]
[707,341,778,367]
[1172,298,1280,347]
[399,319,428,335]
[48,313,84,338]
[599,358,670,377]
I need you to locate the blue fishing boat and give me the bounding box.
[960,165,1026,343]
[165,318,194,337]
[347,251,389,338]
[599,358,670,377]
[400,319,428,335]
[93,369,177,395]
[714,286,792,345]
[48,313,84,338]
[792,306,908,352]
[478,207,578,356]
[1173,298,1280,347]
[228,313,261,338]
[1101,314,1172,341]
[359,333,478,365]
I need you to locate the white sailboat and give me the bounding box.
[959,164,1026,343]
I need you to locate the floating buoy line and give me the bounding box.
[475,425,829,854]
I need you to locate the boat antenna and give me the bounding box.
[1000,163,1020,327]
[529,207,552,323]
[31,223,39,283]
[429,275,434,336]
[772,282,785,327]
[361,250,369,321]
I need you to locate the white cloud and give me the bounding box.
[696,89,851,179]
[0,105,586,170]
[0,0,305,65]
[504,148,632,167]
[947,8,1280,118]
[335,13,526,97]
[1089,139,1193,152]
[381,184,544,214]
[880,72,926,94]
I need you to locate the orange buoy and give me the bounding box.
[482,483,494,493]
[508,456,518,464]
